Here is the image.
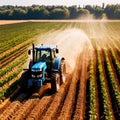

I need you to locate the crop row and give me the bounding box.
[0,67,22,87]
[0,54,27,77]
[104,50,120,119]
[97,50,113,120]
[109,39,120,56]
[0,22,65,54]
[0,71,26,100]
[0,39,31,60]
[85,58,97,120]
[0,54,28,99]
[109,48,120,83]
[0,46,27,69]
[0,76,20,99]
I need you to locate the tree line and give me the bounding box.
[0,4,120,20]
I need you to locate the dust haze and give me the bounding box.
[36,28,93,73]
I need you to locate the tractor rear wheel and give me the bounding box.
[60,59,66,84]
[51,73,60,93]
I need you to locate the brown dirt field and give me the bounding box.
[0,20,120,25]
[0,20,28,25]
[0,21,119,119]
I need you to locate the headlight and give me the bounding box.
[32,74,36,78]
[37,74,42,78]
[31,70,43,78]
[39,68,42,71]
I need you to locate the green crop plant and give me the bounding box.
[104,50,120,117]
[0,41,30,60]
[0,54,27,77]
[97,50,113,120]
[0,78,20,99]
[88,59,97,120]
[0,67,22,87]
[110,48,120,81]
[0,22,64,53]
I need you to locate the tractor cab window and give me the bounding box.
[36,50,50,62]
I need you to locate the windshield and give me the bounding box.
[36,50,50,62]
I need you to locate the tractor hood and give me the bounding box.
[31,61,47,71]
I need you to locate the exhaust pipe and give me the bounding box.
[32,43,35,64]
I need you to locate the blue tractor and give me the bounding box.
[28,44,66,92]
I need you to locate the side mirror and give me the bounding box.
[28,50,31,55]
[56,48,59,53]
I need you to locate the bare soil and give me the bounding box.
[0,20,120,25]
[0,20,27,25]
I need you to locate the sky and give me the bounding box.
[0,0,120,7]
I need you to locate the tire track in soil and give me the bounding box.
[12,98,39,120]
[26,96,53,120]
[72,47,90,120]
[57,55,82,120]
[0,93,27,120]
[54,75,74,119]
[40,74,72,120]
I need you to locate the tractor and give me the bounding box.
[28,44,66,92]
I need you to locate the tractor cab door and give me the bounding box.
[45,49,56,76]
[39,50,52,76]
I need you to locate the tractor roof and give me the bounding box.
[35,45,56,50]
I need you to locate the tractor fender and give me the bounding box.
[53,57,65,71]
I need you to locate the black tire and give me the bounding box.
[60,59,66,84]
[20,70,30,91]
[51,73,60,93]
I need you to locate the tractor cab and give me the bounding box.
[35,45,58,63]
[29,44,58,62]
[32,44,59,75]
[28,44,61,88]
